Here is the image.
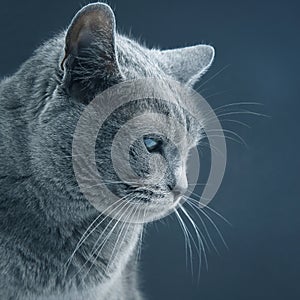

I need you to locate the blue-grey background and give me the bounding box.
[0,0,299,299]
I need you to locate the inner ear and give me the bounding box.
[61,3,122,104]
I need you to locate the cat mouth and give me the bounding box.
[128,189,166,203]
[97,185,179,223]
[96,183,179,223]
[126,187,177,214]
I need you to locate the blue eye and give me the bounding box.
[143,137,162,152]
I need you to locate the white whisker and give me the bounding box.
[179,203,208,279]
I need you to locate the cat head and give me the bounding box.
[41,3,215,223]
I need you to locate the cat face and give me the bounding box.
[58,3,215,223]
[78,89,203,223]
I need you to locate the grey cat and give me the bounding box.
[0,3,215,300]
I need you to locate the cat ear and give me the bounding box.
[61,3,122,103]
[158,45,215,86]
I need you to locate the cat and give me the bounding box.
[0,2,215,299]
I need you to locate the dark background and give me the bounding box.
[0,1,299,299]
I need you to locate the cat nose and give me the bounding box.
[170,175,188,200]
[173,184,188,200]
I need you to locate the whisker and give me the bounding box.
[208,110,270,124]
[220,119,251,129]
[203,89,232,99]
[198,140,226,157]
[185,191,231,226]
[64,194,129,271]
[204,128,248,148]
[187,199,229,251]
[136,206,147,261]
[196,65,230,91]
[179,204,208,280]
[105,201,140,274]
[183,197,218,254]
[79,200,134,284]
[201,102,264,123]
[213,101,264,112]
[174,209,192,271]
[69,199,132,283]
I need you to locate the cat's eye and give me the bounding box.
[143,137,162,152]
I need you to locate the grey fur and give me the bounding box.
[0,3,214,299]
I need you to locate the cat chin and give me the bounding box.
[103,196,179,224]
[136,195,184,223]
